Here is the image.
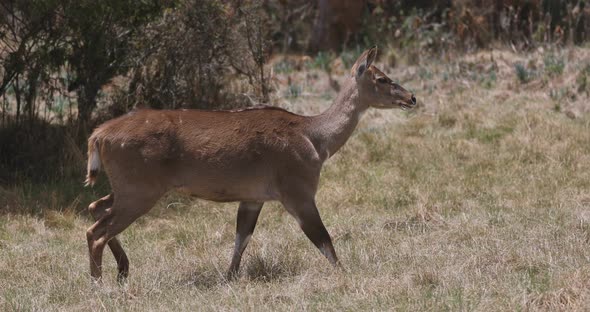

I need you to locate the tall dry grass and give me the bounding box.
[2,46,590,311]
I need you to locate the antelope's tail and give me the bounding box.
[84,137,101,187]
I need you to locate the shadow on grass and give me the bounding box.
[244,253,302,282]
[178,253,302,289]
[178,267,226,290]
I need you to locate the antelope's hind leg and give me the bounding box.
[227,201,264,280]
[86,192,161,281]
[88,193,129,282]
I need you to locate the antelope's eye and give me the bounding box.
[376,77,388,83]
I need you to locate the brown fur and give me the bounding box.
[84,46,417,281]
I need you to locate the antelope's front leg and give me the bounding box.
[227,201,264,279]
[281,197,339,267]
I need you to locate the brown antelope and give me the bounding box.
[84,46,417,282]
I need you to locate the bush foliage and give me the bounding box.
[2,0,590,183]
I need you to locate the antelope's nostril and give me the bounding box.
[411,95,417,105]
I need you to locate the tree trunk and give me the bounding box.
[309,0,365,53]
[25,66,40,127]
[77,84,99,132]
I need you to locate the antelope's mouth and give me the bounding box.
[397,101,415,110]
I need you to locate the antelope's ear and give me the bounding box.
[353,46,378,77]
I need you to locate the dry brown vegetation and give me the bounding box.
[3,45,590,310]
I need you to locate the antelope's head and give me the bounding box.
[352,46,417,110]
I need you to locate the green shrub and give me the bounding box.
[274,60,294,74]
[285,84,302,98]
[514,63,532,84]
[340,47,364,69]
[544,53,565,77]
[576,64,590,95]
[309,51,333,71]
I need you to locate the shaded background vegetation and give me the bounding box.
[1,0,590,187]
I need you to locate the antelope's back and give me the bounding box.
[91,108,313,194]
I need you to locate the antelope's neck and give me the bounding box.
[308,78,367,160]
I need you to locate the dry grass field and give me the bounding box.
[3,46,590,311]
